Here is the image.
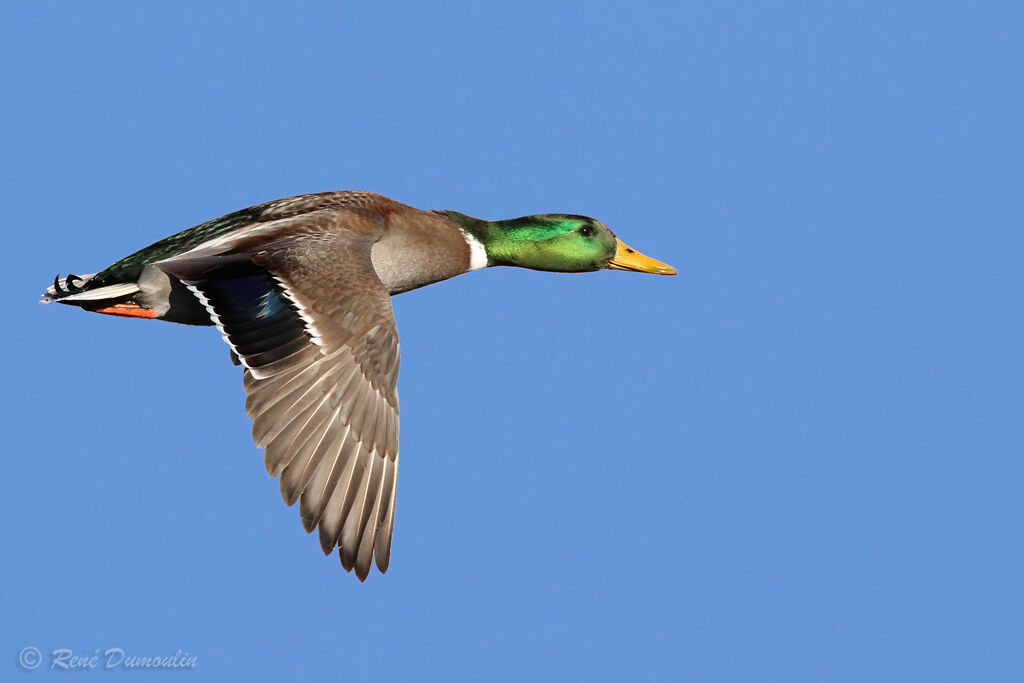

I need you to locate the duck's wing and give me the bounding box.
[160,213,400,581]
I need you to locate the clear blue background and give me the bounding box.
[3,1,1022,680]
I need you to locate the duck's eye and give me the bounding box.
[578,225,595,238]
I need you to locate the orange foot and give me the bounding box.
[91,303,158,319]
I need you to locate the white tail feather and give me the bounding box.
[40,273,141,304]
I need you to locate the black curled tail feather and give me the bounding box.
[41,273,89,303]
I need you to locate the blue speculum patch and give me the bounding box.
[214,273,286,321]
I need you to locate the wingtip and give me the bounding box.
[318,526,336,555]
[339,546,356,572]
[300,507,319,534]
[280,477,301,507]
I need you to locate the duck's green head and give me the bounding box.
[445,211,676,275]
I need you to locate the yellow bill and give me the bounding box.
[607,239,676,275]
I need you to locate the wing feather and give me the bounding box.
[165,220,400,580]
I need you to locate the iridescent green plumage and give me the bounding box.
[90,205,264,287]
[444,211,618,272]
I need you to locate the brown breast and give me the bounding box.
[370,203,472,295]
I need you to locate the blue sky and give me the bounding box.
[3,1,1023,681]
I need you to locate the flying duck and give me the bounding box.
[41,191,675,580]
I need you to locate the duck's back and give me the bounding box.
[90,191,398,290]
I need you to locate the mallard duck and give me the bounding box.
[41,191,675,580]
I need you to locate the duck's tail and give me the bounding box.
[41,273,150,318]
[41,272,94,303]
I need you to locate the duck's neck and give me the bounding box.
[442,212,492,268]
[444,211,570,269]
